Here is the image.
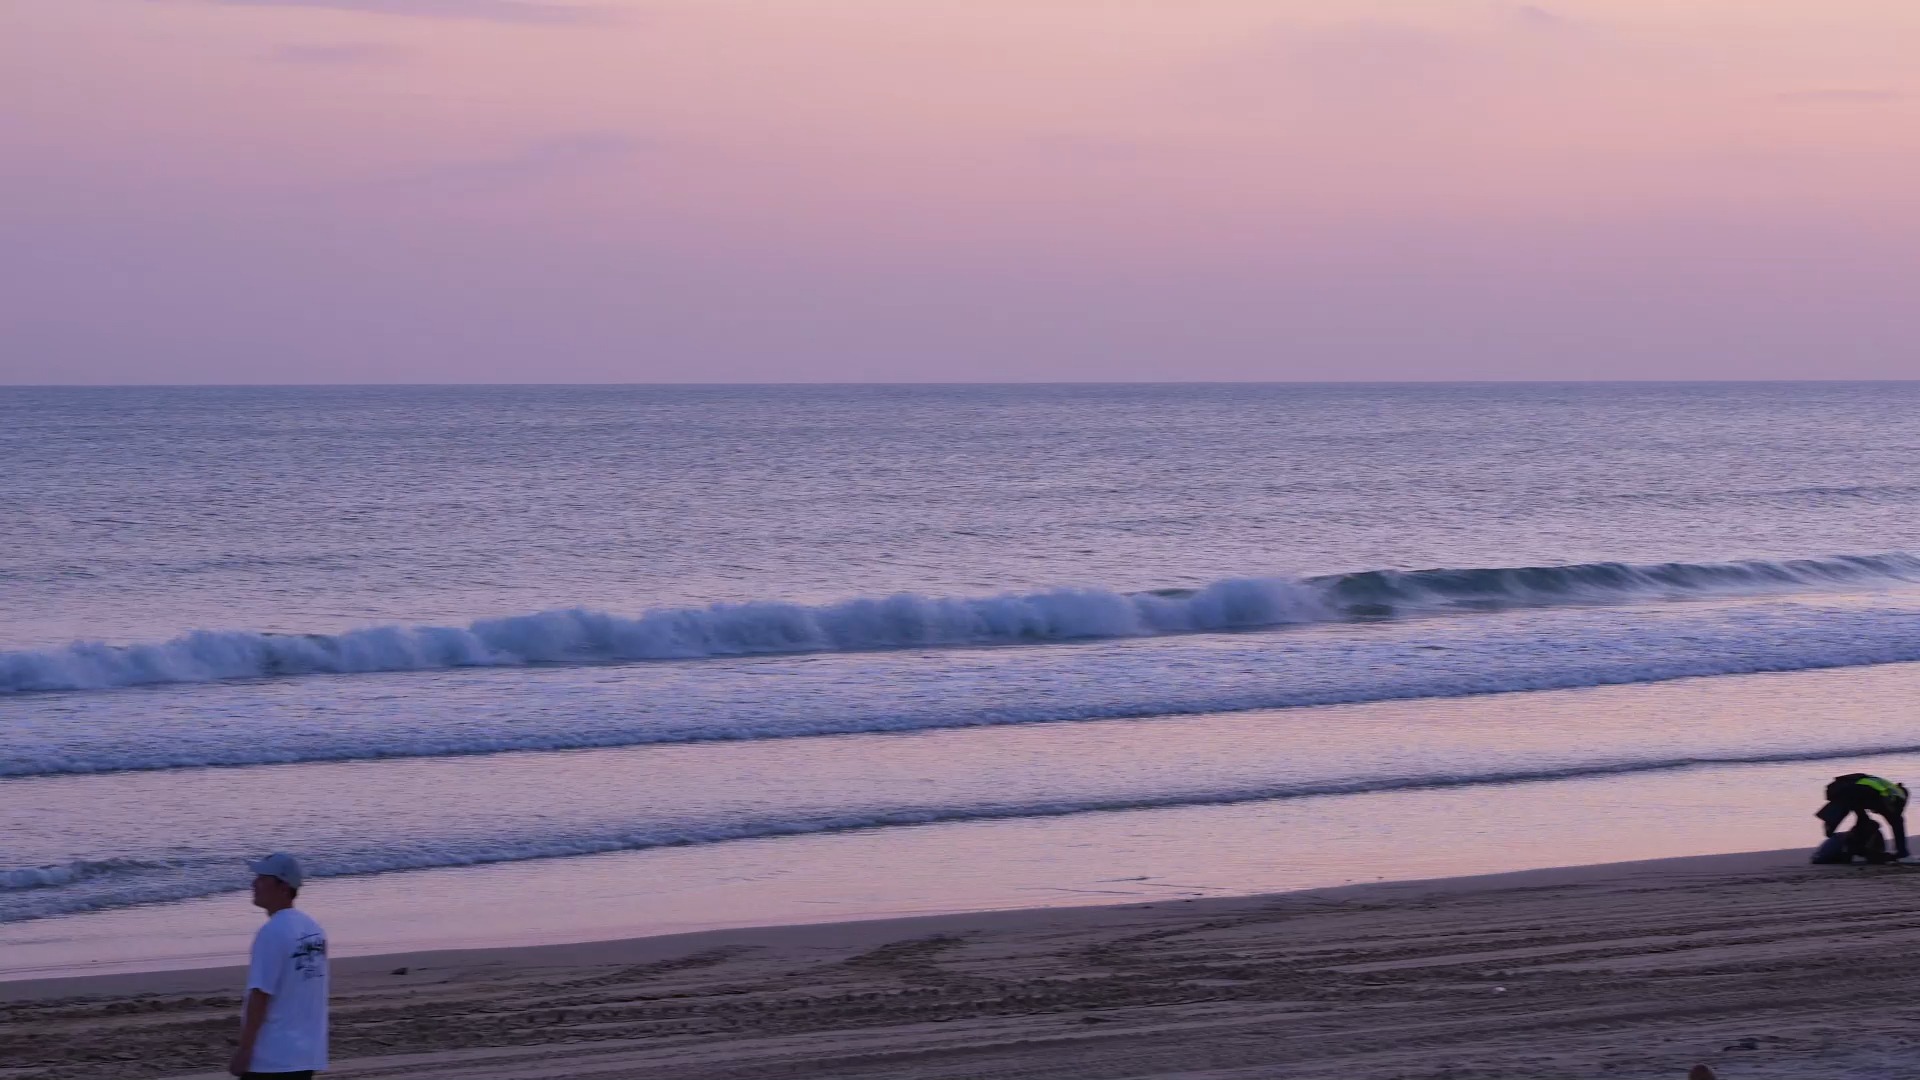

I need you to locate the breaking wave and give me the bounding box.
[0,857,183,892]
[5,553,1918,694]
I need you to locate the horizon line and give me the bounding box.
[8,378,1920,390]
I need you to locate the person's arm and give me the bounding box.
[231,921,287,1076]
[229,988,272,1077]
[1890,805,1909,859]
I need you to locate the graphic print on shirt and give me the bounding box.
[291,932,328,979]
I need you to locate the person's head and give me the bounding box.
[248,853,303,913]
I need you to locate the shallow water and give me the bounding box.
[6,384,1919,943]
[9,666,1917,979]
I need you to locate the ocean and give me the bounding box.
[7,383,1920,973]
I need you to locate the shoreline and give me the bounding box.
[0,846,1811,1002]
[16,845,1920,1079]
[20,703,1920,987]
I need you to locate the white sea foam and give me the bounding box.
[5,554,1916,695]
[12,598,1920,778]
[0,858,181,892]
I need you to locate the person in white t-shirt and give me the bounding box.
[229,853,329,1079]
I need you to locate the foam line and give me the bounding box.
[6,553,1917,694]
[8,739,1920,923]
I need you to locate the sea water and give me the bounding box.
[5,383,1920,962]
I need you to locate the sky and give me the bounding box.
[2,0,1918,383]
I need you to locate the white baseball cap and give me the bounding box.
[249,852,304,889]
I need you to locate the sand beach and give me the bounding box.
[8,849,1916,1080]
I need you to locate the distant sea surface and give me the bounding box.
[7,383,1920,928]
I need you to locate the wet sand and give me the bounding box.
[8,849,1919,1080]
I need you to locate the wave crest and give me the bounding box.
[0,858,180,892]
[6,553,1917,694]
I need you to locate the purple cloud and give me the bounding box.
[206,0,602,25]
[393,133,654,193]
[1022,134,1167,164]
[1776,89,1909,105]
[1506,4,1571,32]
[272,42,409,65]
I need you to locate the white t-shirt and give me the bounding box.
[244,907,330,1073]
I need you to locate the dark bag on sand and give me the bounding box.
[1850,819,1897,864]
[1811,819,1897,865]
[1811,835,1850,864]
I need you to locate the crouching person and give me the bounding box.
[1812,774,1910,864]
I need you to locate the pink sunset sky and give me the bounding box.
[2,0,1917,382]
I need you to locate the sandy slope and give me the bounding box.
[7,850,1920,1080]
